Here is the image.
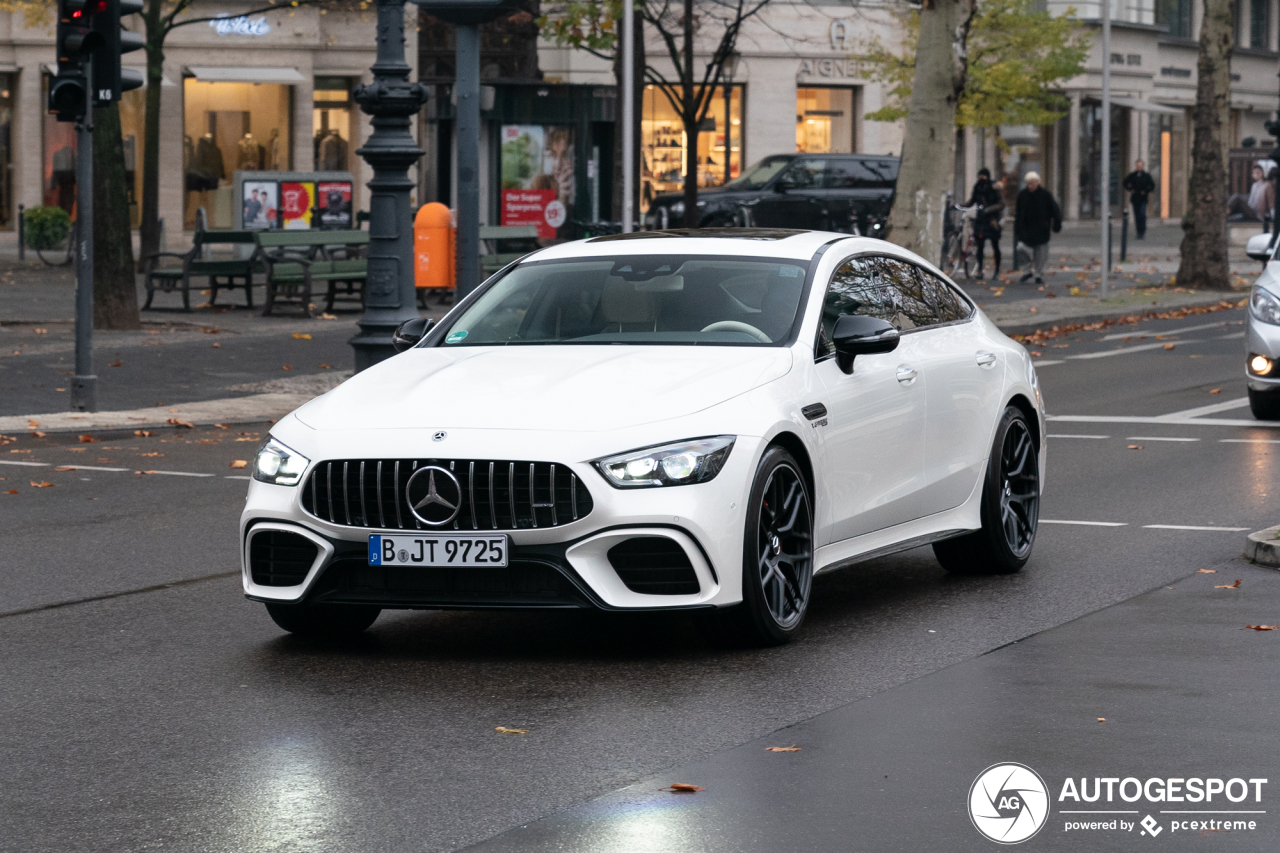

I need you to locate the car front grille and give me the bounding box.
[607,536,700,595]
[249,529,318,586]
[300,458,594,531]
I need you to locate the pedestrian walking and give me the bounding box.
[1121,160,1156,239]
[965,168,1005,281]
[1014,171,1061,285]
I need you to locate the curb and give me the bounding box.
[1245,525,1280,569]
[989,293,1246,336]
[0,392,310,435]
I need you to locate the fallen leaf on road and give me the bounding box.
[318,363,331,369]
[318,313,337,320]
[663,784,704,793]
[33,328,46,334]
[213,423,229,430]
[4,489,16,494]
[78,434,95,443]
[494,726,528,734]
[292,333,312,340]
[766,745,802,752]
[138,452,163,457]
[108,360,122,367]
[1097,718,1106,722]
[230,460,248,469]
[1029,351,1043,357]
[30,431,45,437]
[53,467,76,472]
[1028,307,1038,313]
[1215,579,1242,589]
[1209,388,1221,394]
[234,437,256,442]
[201,327,220,334]
[195,439,219,445]
[133,430,152,437]
[281,365,293,371]
[166,418,194,428]
[211,343,221,348]
[1244,624,1278,631]
[29,481,53,488]
[1197,569,1217,573]
[1163,344,1175,350]
[27,420,39,427]
[1127,445,1143,450]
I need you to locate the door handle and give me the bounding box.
[896,366,918,384]
[976,352,997,367]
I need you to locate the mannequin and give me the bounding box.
[237,133,264,171]
[318,129,348,171]
[265,129,281,171]
[189,133,224,190]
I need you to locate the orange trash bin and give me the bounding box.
[415,202,454,291]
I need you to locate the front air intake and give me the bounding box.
[249,529,318,587]
[607,537,700,595]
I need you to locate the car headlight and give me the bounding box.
[1251,286,1280,325]
[253,438,311,486]
[594,436,735,488]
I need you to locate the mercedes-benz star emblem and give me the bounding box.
[433,431,447,442]
[404,465,462,526]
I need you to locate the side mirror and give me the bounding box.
[833,314,899,374]
[392,317,435,352]
[774,179,794,193]
[1246,232,1275,264]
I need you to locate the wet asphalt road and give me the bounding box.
[2,305,1277,851]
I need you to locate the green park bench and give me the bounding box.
[480,224,539,277]
[142,230,258,312]
[253,229,370,317]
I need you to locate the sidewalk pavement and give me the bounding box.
[465,556,1280,852]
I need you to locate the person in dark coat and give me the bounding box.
[1121,160,1156,239]
[1015,171,1062,285]
[964,168,1005,280]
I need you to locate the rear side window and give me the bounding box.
[825,158,897,189]
[918,269,973,324]
[780,159,826,189]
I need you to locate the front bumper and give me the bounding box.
[240,435,762,611]
[1246,314,1280,391]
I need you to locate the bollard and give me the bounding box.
[1120,209,1128,263]
[414,202,455,301]
[17,203,23,261]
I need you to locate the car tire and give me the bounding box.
[1249,387,1280,420]
[933,406,1040,576]
[265,602,381,637]
[705,446,815,646]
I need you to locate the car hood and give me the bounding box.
[294,345,793,432]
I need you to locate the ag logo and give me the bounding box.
[404,465,462,527]
[969,763,1050,844]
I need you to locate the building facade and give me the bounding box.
[0,2,414,235]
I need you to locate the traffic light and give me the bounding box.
[49,0,103,122]
[91,0,145,106]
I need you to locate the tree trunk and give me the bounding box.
[1175,0,1233,291]
[681,0,698,228]
[887,0,975,264]
[138,0,164,270]
[93,102,141,330]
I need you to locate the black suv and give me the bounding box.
[644,153,898,235]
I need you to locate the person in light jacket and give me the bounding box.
[1014,171,1062,285]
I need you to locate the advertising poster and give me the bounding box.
[242,180,278,230]
[316,181,353,229]
[281,181,315,230]
[500,124,574,239]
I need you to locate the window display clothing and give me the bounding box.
[237,134,265,171]
[318,131,348,171]
[187,134,224,191]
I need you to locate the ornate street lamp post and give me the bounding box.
[350,0,430,372]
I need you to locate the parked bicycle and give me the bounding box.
[943,203,983,282]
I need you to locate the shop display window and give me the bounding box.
[796,88,856,154]
[0,74,14,229]
[183,79,293,229]
[313,76,354,172]
[119,88,146,229]
[640,83,741,211]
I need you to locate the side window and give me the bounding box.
[815,256,888,358]
[876,259,934,331]
[781,159,825,189]
[824,159,864,189]
[919,269,974,324]
[826,158,896,190]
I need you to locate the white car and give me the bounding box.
[242,229,1046,645]
[1245,233,1280,419]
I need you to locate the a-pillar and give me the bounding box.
[1066,92,1082,220]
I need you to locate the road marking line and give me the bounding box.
[1048,434,1110,439]
[52,464,130,472]
[1048,415,1280,428]
[1221,438,1280,444]
[1061,811,1140,814]
[1156,396,1250,420]
[1143,524,1249,531]
[1032,359,1065,367]
[225,475,251,480]
[1041,519,1128,527]
[1126,436,1200,442]
[139,470,216,478]
[1099,320,1230,341]
[0,460,51,467]
[1065,339,1209,360]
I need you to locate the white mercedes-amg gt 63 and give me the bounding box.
[243,229,1046,644]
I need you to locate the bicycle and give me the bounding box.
[943,204,983,281]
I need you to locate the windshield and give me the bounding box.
[437,255,809,347]
[723,155,796,191]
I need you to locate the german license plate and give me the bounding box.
[368,533,509,568]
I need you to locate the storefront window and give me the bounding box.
[119,88,146,229]
[43,75,77,217]
[0,74,14,229]
[313,76,354,172]
[183,79,293,229]
[640,83,742,211]
[796,87,856,154]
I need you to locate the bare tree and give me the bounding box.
[885,0,976,263]
[1175,0,1233,291]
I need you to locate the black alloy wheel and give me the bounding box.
[934,406,1040,575]
[712,446,814,646]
